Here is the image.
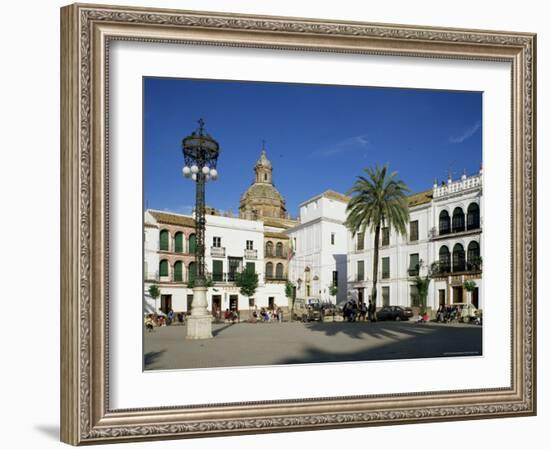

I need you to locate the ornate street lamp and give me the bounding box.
[182,118,220,339]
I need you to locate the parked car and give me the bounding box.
[376,305,413,321]
[444,302,479,323]
[321,303,343,321]
[292,299,323,322]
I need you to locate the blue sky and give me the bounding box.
[144,77,482,218]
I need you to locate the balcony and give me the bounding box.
[265,275,287,282]
[429,226,481,240]
[265,250,288,259]
[210,246,226,257]
[244,249,258,260]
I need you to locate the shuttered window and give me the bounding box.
[246,262,255,274]
[188,234,196,254]
[174,261,183,281]
[174,233,184,253]
[159,260,169,277]
[382,257,390,279]
[159,230,169,251]
[213,260,223,281]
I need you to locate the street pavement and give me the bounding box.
[144,320,482,370]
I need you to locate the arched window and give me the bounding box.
[159,259,169,277]
[439,246,451,273]
[439,211,450,235]
[188,262,196,284]
[276,263,284,279]
[452,243,466,272]
[174,232,184,253]
[275,242,283,257]
[452,207,465,233]
[188,234,196,254]
[159,229,170,251]
[467,203,480,230]
[174,261,183,282]
[265,241,274,257]
[467,241,481,270]
[265,262,273,279]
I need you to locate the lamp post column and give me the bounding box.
[182,119,219,340]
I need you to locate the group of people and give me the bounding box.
[247,306,283,323]
[435,304,462,323]
[144,310,186,331]
[342,299,377,322]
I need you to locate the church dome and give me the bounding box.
[239,147,287,219]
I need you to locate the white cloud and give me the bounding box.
[313,135,370,157]
[449,121,481,144]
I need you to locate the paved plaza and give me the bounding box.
[144,320,482,370]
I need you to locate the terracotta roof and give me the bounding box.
[149,211,195,228]
[322,190,351,203]
[264,231,289,240]
[407,190,433,207]
[144,223,158,229]
[262,216,298,229]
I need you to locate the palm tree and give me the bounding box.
[345,164,410,308]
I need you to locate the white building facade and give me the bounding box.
[347,170,483,311]
[144,210,287,317]
[286,191,349,304]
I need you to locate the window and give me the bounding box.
[439,245,451,273]
[382,227,390,246]
[356,232,364,250]
[275,242,283,257]
[188,262,196,283]
[452,207,465,233]
[159,230,170,251]
[188,234,196,254]
[332,270,338,287]
[174,232,184,253]
[467,241,481,270]
[452,243,466,272]
[212,260,223,281]
[213,236,221,248]
[382,286,390,306]
[159,259,169,277]
[409,253,420,276]
[382,257,390,279]
[276,263,284,279]
[357,261,364,282]
[265,241,274,257]
[246,240,254,250]
[409,220,419,241]
[331,233,335,245]
[173,261,183,281]
[467,203,480,230]
[410,285,420,307]
[265,262,274,278]
[246,262,255,274]
[439,210,450,235]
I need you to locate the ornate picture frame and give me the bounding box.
[60,3,536,445]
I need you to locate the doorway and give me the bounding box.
[268,296,275,310]
[452,286,463,304]
[472,287,479,308]
[357,288,364,305]
[439,289,446,306]
[160,294,172,314]
[212,295,222,317]
[229,295,239,312]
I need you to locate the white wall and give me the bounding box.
[2,1,547,449]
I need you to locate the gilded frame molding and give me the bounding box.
[60,3,536,445]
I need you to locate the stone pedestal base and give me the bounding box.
[186,315,213,340]
[186,285,213,340]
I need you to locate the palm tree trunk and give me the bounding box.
[372,223,381,309]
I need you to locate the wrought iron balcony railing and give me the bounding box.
[210,246,226,257]
[244,249,258,259]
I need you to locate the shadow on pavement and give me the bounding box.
[144,349,166,369]
[303,321,436,340]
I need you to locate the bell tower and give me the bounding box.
[255,143,272,184]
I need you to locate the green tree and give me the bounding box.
[285,280,296,321]
[235,270,259,304]
[412,270,431,313]
[345,164,410,308]
[329,284,338,297]
[148,284,160,300]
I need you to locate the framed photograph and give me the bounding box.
[60,3,536,445]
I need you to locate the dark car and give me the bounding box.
[376,305,413,321]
